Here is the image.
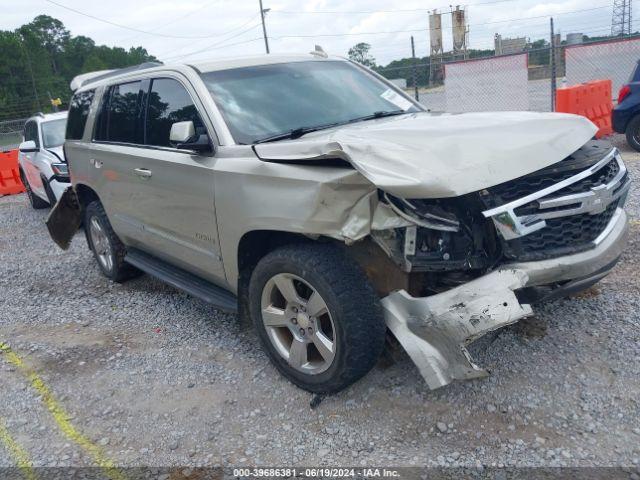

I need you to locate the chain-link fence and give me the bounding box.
[0,118,26,151]
[565,37,640,96]
[0,31,638,148]
[376,33,640,115]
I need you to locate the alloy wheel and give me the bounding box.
[89,216,113,272]
[260,273,336,375]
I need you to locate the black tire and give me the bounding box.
[249,243,386,394]
[625,114,640,152]
[19,169,49,209]
[84,201,141,283]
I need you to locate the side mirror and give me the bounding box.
[169,121,212,153]
[19,140,38,153]
[169,121,195,143]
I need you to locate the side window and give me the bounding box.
[145,78,205,147]
[66,89,95,140]
[95,81,142,144]
[24,121,39,147]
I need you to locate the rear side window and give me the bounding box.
[145,78,205,147]
[632,62,640,83]
[95,81,142,144]
[66,90,95,140]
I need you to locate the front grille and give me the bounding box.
[481,142,629,261]
[502,200,619,261]
[489,142,619,205]
[513,156,623,216]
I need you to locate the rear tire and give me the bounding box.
[249,243,386,394]
[19,169,49,209]
[85,201,141,283]
[625,114,640,152]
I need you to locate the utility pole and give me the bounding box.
[550,17,557,112]
[411,36,419,101]
[259,0,270,54]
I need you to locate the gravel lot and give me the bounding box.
[0,134,639,473]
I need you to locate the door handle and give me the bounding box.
[133,168,152,178]
[90,158,103,169]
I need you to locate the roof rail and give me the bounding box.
[70,62,164,91]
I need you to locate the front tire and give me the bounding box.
[85,201,141,283]
[249,244,386,394]
[625,114,640,152]
[42,175,58,206]
[19,169,49,209]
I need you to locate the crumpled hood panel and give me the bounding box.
[253,111,598,198]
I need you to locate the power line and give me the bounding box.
[266,5,614,41]
[123,4,255,41]
[274,0,518,15]
[44,0,261,40]
[161,25,265,61]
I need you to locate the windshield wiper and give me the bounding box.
[346,109,408,124]
[254,122,342,144]
[253,110,409,144]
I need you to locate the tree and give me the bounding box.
[0,15,159,120]
[19,15,70,74]
[81,53,108,73]
[348,42,376,68]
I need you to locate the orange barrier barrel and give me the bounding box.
[0,149,26,196]
[556,79,613,139]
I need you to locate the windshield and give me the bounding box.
[200,61,420,144]
[41,118,67,148]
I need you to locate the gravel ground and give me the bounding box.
[0,134,639,472]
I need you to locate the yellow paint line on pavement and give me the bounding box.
[0,417,37,480]
[0,342,126,480]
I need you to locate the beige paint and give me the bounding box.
[254,111,598,198]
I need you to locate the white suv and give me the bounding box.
[18,111,69,208]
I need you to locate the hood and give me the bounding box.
[45,146,65,162]
[253,111,597,198]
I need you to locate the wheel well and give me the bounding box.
[237,230,315,279]
[75,184,100,210]
[236,230,326,327]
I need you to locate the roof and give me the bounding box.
[71,52,346,91]
[189,53,345,73]
[28,111,68,123]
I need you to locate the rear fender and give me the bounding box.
[45,186,82,250]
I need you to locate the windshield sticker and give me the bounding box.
[380,89,413,111]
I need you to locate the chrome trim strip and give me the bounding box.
[483,148,618,217]
[593,207,624,246]
[482,148,627,240]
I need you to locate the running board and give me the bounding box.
[125,248,238,313]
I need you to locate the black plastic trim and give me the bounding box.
[124,248,237,313]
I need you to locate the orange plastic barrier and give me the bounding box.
[556,79,613,139]
[0,149,26,196]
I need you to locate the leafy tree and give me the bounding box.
[81,53,108,73]
[0,15,158,120]
[348,42,376,68]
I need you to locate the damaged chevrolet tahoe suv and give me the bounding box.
[48,54,630,394]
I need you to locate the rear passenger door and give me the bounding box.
[91,80,148,246]
[137,76,225,282]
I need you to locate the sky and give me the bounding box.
[1,0,627,66]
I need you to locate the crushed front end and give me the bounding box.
[368,142,630,389]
